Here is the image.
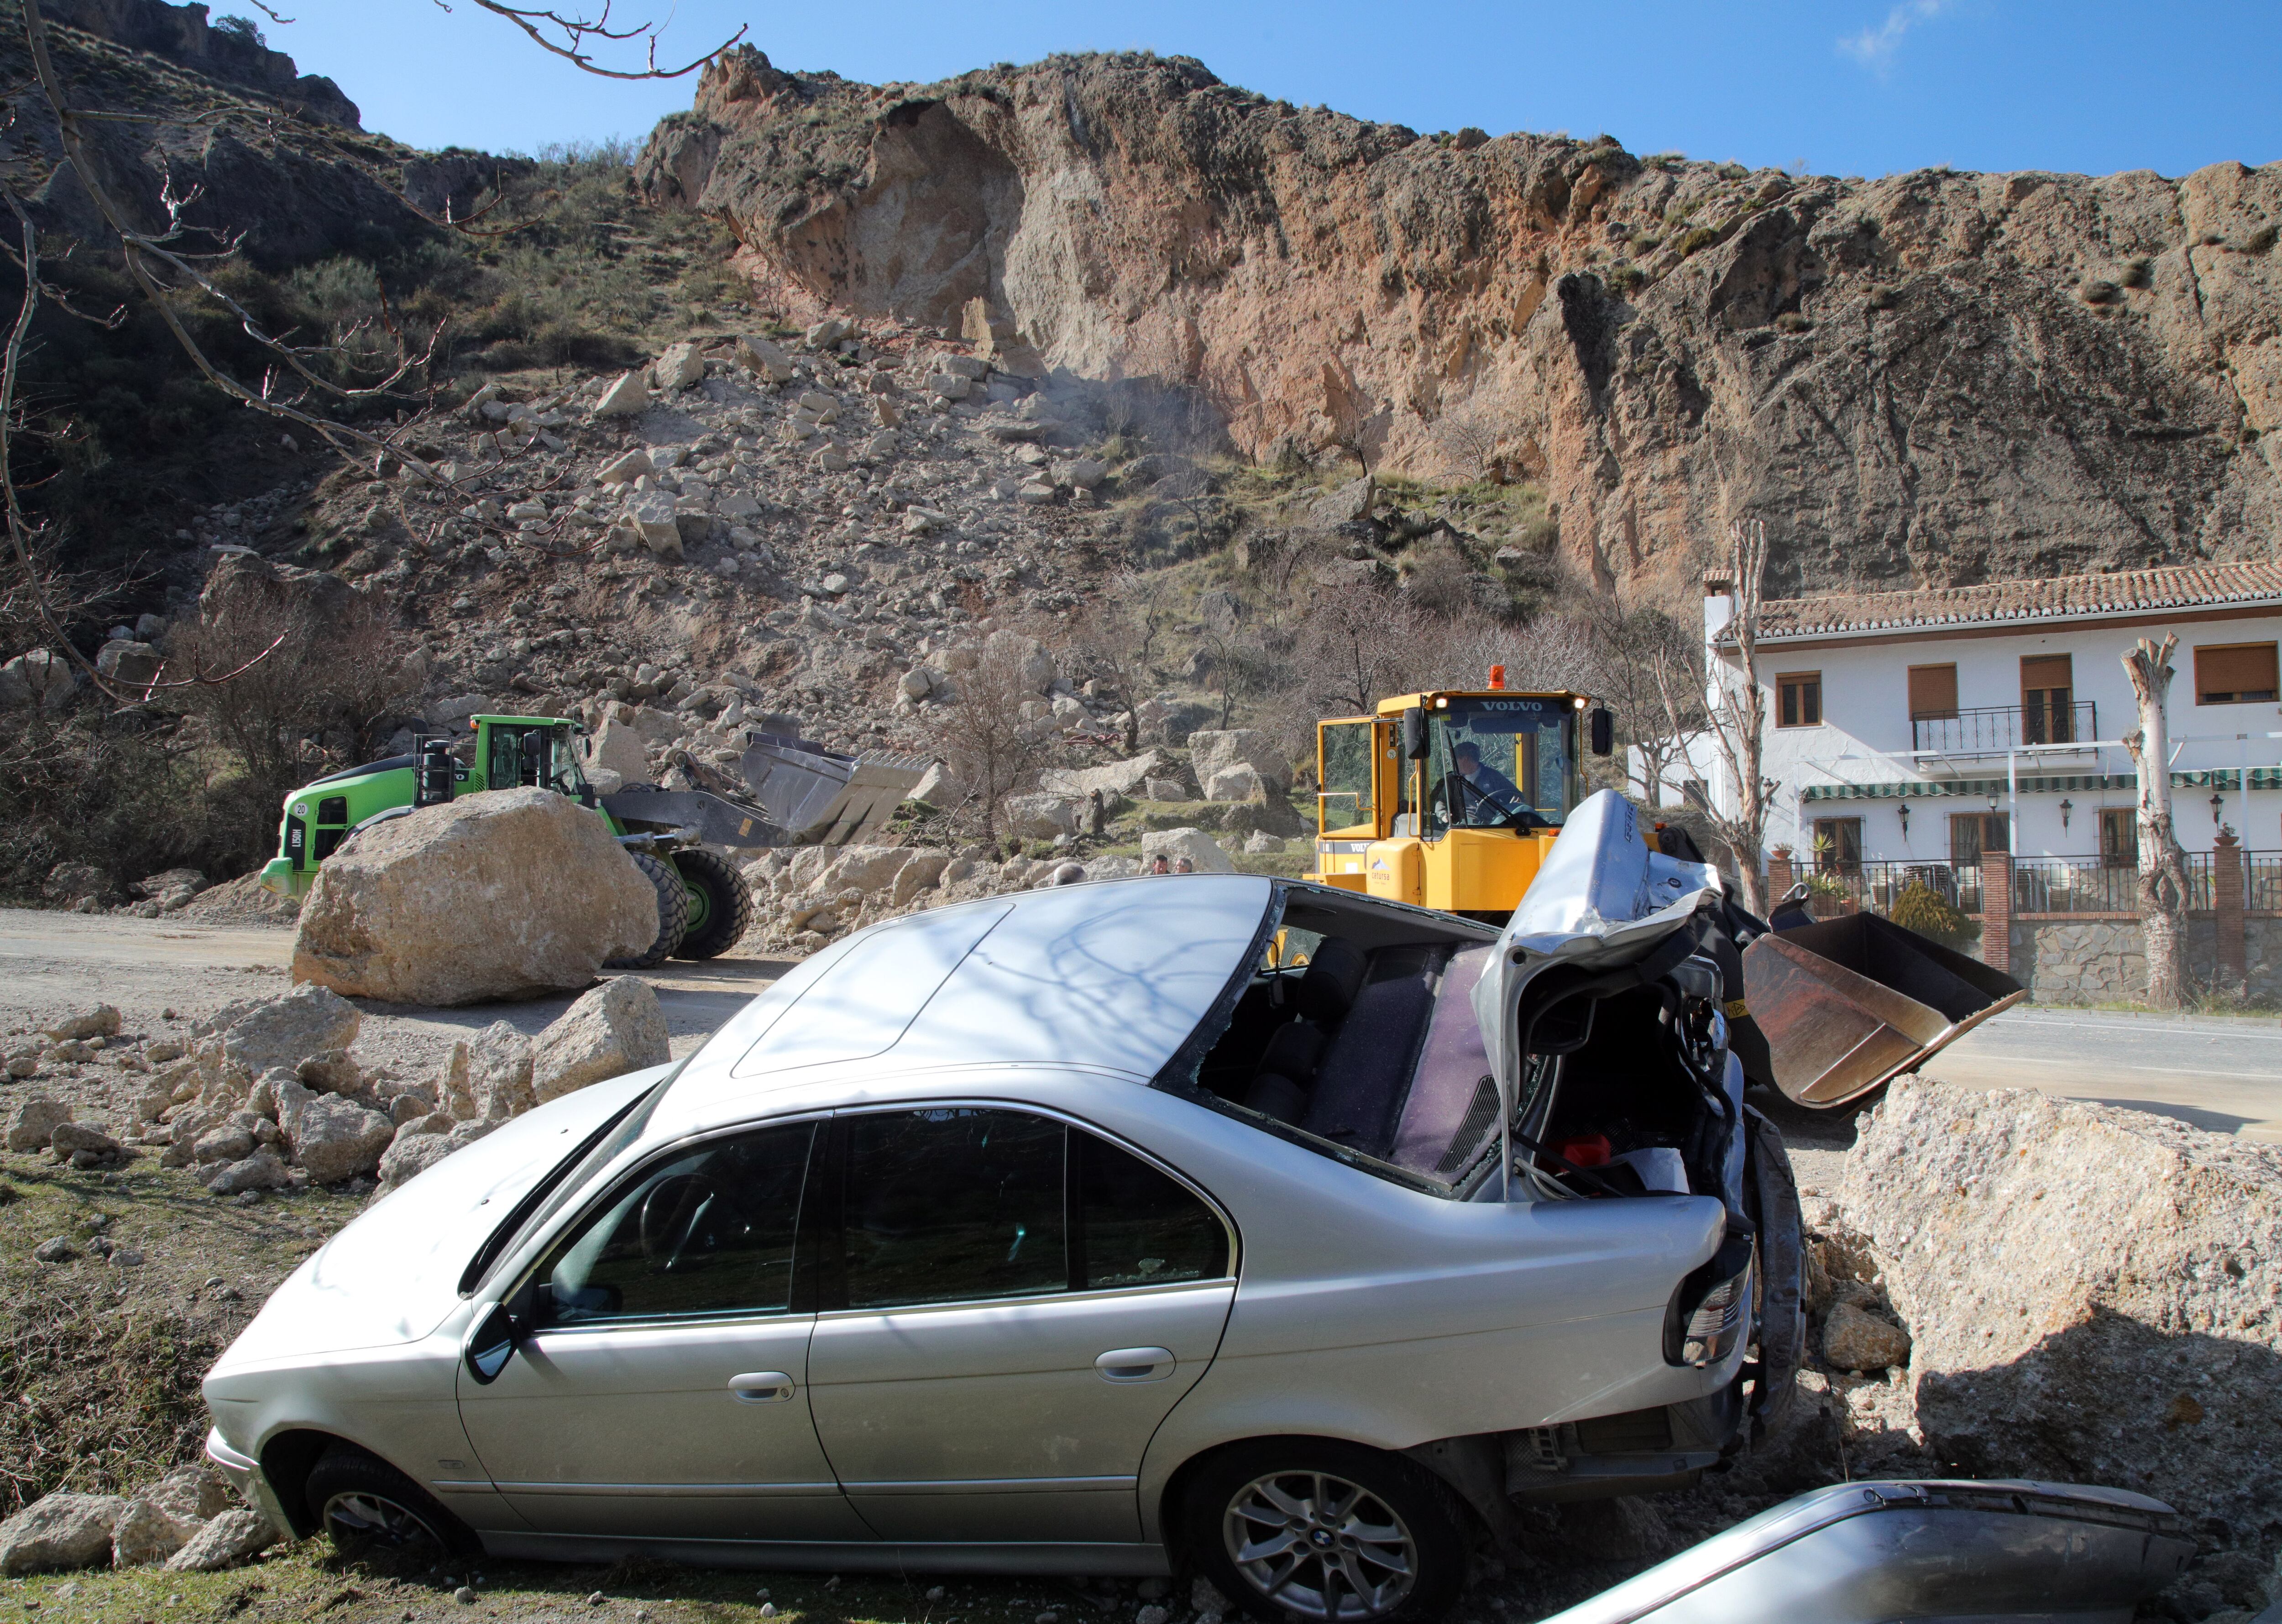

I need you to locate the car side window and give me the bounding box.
[534,1121,815,1326]
[842,1108,1066,1310]
[1074,1131,1230,1289]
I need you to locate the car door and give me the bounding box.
[806,1107,1236,1545]
[456,1118,871,1542]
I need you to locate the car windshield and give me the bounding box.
[1425,697,1579,830]
[462,1072,674,1293]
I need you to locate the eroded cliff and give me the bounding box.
[639,47,2282,594]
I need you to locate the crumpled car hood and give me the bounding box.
[210,1067,663,1370]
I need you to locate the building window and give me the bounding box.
[1812,817,1862,873]
[2194,642,2279,705]
[1906,663,1957,721]
[1776,672,1822,728]
[2099,808,2137,869]
[1950,811,2009,865]
[2020,654,2074,744]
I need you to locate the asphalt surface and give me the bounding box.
[1921,1005,2282,1141]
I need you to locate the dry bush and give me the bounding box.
[0,1286,220,1509]
[924,636,1054,843]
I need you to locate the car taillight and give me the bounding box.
[1664,1235,1754,1368]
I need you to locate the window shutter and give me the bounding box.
[1907,664,1957,718]
[2195,642,2279,702]
[2020,654,2072,692]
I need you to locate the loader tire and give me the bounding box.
[671,848,754,960]
[607,850,689,969]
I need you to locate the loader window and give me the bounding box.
[1424,698,1580,832]
[1319,719,1378,837]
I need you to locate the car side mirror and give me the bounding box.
[1401,708,1428,760]
[1589,706,1614,757]
[464,1302,522,1385]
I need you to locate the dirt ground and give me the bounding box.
[0,909,1877,1624]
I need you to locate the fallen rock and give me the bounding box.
[286,1094,395,1184]
[1204,762,1267,802]
[376,1119,494,1193]
[110,1499,198,1567]
[143,1466,235,1526]
[0,648,73,712]
[33,1237,76,1264]
[44,1005,120,1041]
[470,1022,535,1119]
[0,1494,126,1574]
[295,1049,362,1094]
[1040,749,1170,801]
[49,1123,122,1161]
[163,1508,277,1572]
[533,978,670,1104]
[1821,1299,1913,1372]
[595,448,652,485]
[591,370,650,418]
[291,788,657,1005]
[1005,793,1082,841]
[5,1097,70,1151]
[1187,728,1290,791]
[1140,827,1235,874]
[206,1149,291,1196]
[220,985,360,1076]
[651,340,705,391]
[1243,830,1287,855]
[1841,1081,2282,1537]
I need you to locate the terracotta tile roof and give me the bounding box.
[1748,560,2282,641]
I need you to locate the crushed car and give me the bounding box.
[203,792,2161,1622]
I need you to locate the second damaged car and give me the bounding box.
[203,792,1801,1622]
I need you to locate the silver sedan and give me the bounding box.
[205,804,1797,1623]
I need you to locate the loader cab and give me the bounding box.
[1306,683,1612,921]
[468,715,594,805]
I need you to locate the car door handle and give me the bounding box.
[1095,1347,1176,1383]
[728,1371,797,1403]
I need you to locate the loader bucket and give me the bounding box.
[737,735,929,847]
[1741,912,2024,1109]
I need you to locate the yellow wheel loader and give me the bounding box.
[1303,670,2021,1111]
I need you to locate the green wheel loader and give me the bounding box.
[258,715,926,966]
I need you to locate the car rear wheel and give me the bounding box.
[304,1444,471,1555]
[1184,1440,1467,1624]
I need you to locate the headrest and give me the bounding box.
[1298,937,1368,1023]
[1259,1019,1326,1083]
[1245,1072,1308,1125]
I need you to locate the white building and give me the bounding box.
[1680,561,2282,873]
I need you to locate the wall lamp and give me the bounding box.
[1896,801,1910,838]
[2211,790,2225,829]
[2058,797,2072,834]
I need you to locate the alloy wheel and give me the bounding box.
[322,1489,442,1549]
[1222,1468,1418,1621]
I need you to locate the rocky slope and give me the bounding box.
[640,48,2282,595]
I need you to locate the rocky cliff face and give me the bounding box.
[639,48,2282,595]
[44,0,359,127]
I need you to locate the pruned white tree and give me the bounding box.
[2120,634,2193,1009]
[1685,518,1776,914]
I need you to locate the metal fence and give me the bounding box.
[2252,852,2282,913]
[1809,860,1982,916]
[1808,851,2282,919]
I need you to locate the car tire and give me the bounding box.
[607,850,690,969]
[670,847,754,960]
[1182,1439,1469,1624]
[303,1443,473,1556]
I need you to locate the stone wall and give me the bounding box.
[2010,915,2282,1004]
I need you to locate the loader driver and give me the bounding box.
[1449,740,1532,827]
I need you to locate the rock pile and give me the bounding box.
[291,788,658,1005]
[0,1464,269,1573]
[1829,1081,2282,1554]
[8,976,670,1198]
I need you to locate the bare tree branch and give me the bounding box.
[451,0,747,80]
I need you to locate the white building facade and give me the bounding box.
[1685,562,2282,878]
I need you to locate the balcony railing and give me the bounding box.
[1911,700,2099,754]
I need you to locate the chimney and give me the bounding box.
[1702,570,1737,656]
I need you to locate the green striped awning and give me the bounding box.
[1802,769,2247,803]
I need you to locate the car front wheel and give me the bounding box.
[1183,1440,1468,1624]
[304,1444,470,1555]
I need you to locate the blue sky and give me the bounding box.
[267,1,2278,181]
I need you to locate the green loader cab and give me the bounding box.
[259,715,925,969]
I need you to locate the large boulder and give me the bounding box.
[1840,1081,2282,1538]
[0,648,74,711]
[376,1119,494,1193]
[469,1022,535,1120]
[5,1097,70,1152]
[111,1499,197,1567]
[1040,749,1172,800]
[1005,793,1083,841]
[533,978,670,1104]
[1140,827,1235,873]
[219,985,360,1076]
[290,788,658,1005]
[0,1494,126,1574]
[1187,729,1289,791]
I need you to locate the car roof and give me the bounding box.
[643,874,1275,1143]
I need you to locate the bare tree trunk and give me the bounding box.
[1685,519,1774,914]
[2121,634,2192,1009]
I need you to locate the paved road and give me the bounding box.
[1922,1005,2282,1141]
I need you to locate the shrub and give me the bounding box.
[1676,225,1723,258]
[1889,879,1973,948]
